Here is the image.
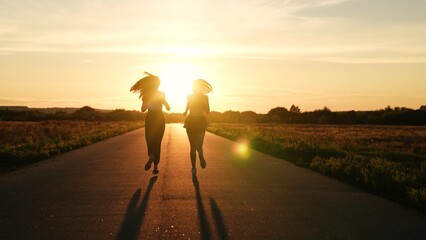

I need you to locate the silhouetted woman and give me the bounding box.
[131,72,170,174]
[183,79,212,176]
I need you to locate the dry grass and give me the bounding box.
[0,121,143,172]
[208,123,426,211]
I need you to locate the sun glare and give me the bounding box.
[156,62,203,112]
[237,143,248,154]
[234,138,251,160]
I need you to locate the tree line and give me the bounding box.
[1,105,426,125]
[0,106,186,123]
[0,106,142,122]
[209,105,426,125]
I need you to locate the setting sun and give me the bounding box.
[157,62,205,112]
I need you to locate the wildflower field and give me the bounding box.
[0,121,143,172]
[207,123,426,211]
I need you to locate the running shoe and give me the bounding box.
[144,154,155,170]
[199,154,207,169]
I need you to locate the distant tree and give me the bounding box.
[366,114,379,124]
[76,106,95,113]
[289,105,301,113]
[420,105,426,111]
[52,110,69,120]
[310,107,332,124]
[207,111,223,123]
[267,107,289,122]
[384,105,393,112]
[270,115,281,122]
[73,106,100,121]
[241,111,259,123]
[318,115,328,124]
[393,106,412,111]
[105,109,143,121]
[322,106,331,113]
[257,113,271,123]
[314,106,331,113]
[24,110,45,121]
[223,110,241,122]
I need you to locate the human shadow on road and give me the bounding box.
[192,175,228,240]
[116,176,158,240]
[210,197,228,240]
[193,175,211,239]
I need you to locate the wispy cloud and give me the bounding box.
[1,0,425,64]
[278,0,353,10]
[0,97,83,107]
[315,56,426,64]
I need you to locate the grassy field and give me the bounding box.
[207,123,426,211]
[0,121,144,172]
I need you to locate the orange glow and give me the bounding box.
[234,138,251,159]
[237,143,248,154]
[2,1,426,112]
[156,62,204,111]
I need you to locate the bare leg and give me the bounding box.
[144,118,154,171]
[196,132,206,168]
[145,111,164,174]
[195,132,205,155]
[187,133,197,169]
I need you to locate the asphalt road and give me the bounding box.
[1,124,425,240]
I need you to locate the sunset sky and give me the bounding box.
[1,0,426,113]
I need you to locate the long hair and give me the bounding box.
[130,72,160,101]
[192,79,212,94]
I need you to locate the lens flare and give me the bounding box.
[237,143,248,154]
[234,138,250,159]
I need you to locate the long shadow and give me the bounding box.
[192,175,212,239]
[193,176,229,240]
[116,176,158,240]
[210,198,228,240]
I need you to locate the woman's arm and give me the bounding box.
[162,93,171,111]
[141,101,148,112]
[163,100,170,111]
[183,104,189,116]
[183,95,190,116]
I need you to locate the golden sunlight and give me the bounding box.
[237,143,248,154]
[235,138,251,159]
[157,62,204,111]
